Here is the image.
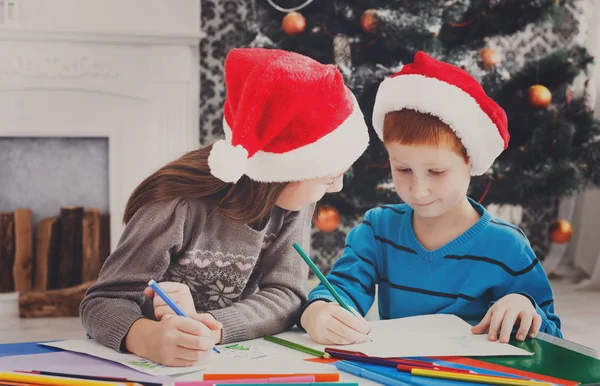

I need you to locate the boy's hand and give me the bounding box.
[300,300,371,345]
[471,294,542,343]
[144,281,196,320]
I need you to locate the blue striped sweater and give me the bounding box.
[306,198,562,337]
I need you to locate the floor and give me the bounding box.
[1,279,599,351]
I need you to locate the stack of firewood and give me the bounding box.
[0,207,109,317]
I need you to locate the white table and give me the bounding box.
[0,292,376,385]
[172,336,380,386]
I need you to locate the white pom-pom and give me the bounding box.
[208,140,249,183]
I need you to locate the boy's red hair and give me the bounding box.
[383,109,469,164]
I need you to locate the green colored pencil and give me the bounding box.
[292,242,358,317]
[264,334,329,358]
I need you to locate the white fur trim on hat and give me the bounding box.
[213,96,369,183]
[372,74,504,176]
[207,141,249,183]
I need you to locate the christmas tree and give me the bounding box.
[243,0,600,224]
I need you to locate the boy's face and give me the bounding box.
[385,142,472,219]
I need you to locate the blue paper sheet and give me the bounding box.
[0,341,62,357]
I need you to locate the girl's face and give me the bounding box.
[275,171,346,211]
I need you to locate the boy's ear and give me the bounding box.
[466,160,474,173]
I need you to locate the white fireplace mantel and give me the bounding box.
[0,0,202,251]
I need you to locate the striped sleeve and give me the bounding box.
[306,209,380,317]
[505,243,562,338]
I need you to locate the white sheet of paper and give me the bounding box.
[42,339,278,376]
[276,314,533,357]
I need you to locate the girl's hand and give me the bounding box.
[300,301,371,345]
[144,281,196,320]
[126,314,218,367]
[471,294,542,343]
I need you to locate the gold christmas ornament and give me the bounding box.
[549,220,573,244]
[480,48,500,68]
[361,9,378,34]
[528,85,552,108]
[282,12,306,35]
[313,205,340,232]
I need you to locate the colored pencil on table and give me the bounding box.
[395,363,471,374]
[148,279,220,354]
[0,372,134,386]
[174,376,316,385]
[212,383,358,386]
[263,335,330,358]
[390,358,474,374]
[411,368,552,386]
[325,347,473,374]
[17,371,161,386]
[203,374,339,382]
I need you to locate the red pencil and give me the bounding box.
[388,358,474,373]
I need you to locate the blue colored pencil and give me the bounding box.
[148,279,220,354]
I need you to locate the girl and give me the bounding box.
[300,51,561,346]
[80,47,370,367]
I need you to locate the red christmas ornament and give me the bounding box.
[313,205,340,232]
[361,9,378,34]
[549,220,573,244]
[282,12,306,35]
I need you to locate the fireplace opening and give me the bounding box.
[0,137,110,294]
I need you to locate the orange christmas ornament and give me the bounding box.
[314,205,340,232]
[480,48,500,68]
[549,220,573,244]
[528,85,552,108]
[361,9,378,34]
[282,11,306,35]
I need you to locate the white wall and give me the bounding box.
[0,0,202,250]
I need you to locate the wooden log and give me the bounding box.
[13,209,33,292]
[46,218,63,290]
[0,212,15,293]
[82,209,101,282]
[99,213,110,265]
[57,206,84,288]
[18,280,94,318]
[34,217,57,291]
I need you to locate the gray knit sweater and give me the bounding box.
[79,198,313,352]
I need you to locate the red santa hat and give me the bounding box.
[372,51,509,176]
[208,48,369,183]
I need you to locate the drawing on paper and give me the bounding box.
[126,358,163,369]
[219,343,269,360]
[224,343,250,351]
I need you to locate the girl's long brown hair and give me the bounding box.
[123,144,288,225]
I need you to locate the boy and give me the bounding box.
[300,51,561,346]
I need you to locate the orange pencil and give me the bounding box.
[203,374,340,382]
